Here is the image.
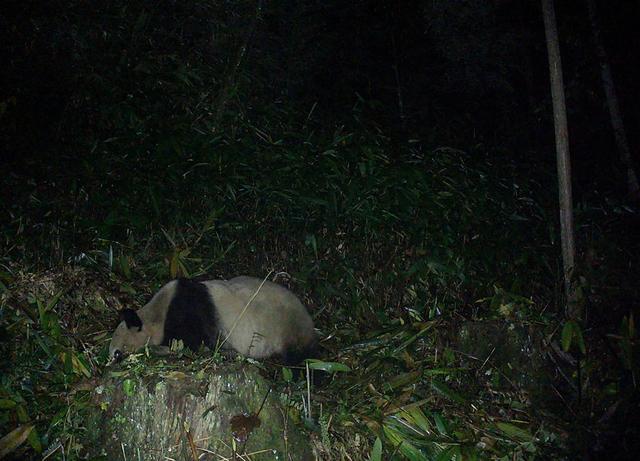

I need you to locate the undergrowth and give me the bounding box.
[1,1,638,458]
[2,124,569,459]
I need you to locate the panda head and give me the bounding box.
[109,309,152,361]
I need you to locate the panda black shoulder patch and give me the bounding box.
[163,278,218,351]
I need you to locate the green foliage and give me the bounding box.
[306,360,351,373]
[561,320,586,355]
[281,366,293,383]
[618,315,636,366]
[0,45,568,461]
[2,1,637,459]
[121,379,136,397]
[0,283,97,458]
[370,437,383,461]
[608,314,638,384]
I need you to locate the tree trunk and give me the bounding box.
[541,0,578,318]
[586,0,640,199]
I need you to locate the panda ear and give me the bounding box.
[120,309,143,331]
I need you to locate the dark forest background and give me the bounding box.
[1,0,639,459]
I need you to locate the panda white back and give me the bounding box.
[204,276,316,359]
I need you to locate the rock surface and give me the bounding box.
[86,361,312,460]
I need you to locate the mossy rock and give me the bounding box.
[85,362,312,460]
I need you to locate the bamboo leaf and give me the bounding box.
[495,422,535,442]
[281,367,293,383]
[73,353,92,378]
[573,325,586,355]
[0,425,33,458]
[433,413,448,436]
[382,424,428,461]
[45,289,65,312]
[403,406,432,434]
[561,321,575,352]
[430,380,466,405]
[0,399,16,410]
[370,437,382,461]
[306,359,351,373]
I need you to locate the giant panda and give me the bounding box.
[109,276,316,365]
